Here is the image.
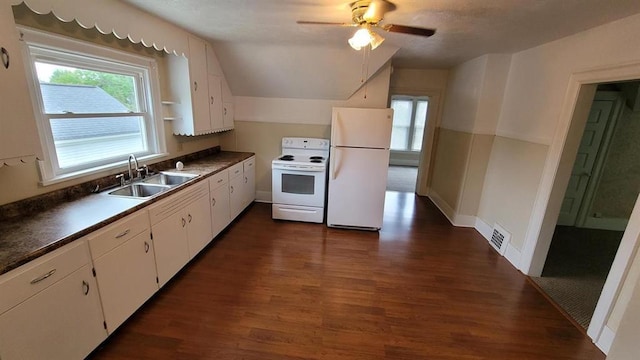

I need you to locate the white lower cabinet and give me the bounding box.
[209,170,231,237]
[230,156,256,220]
[229,162,245,220]
[242,156,256,208]
[0,158,255,359]
[148,181,212,287]
[0,241,106,360]
[88,210,158,334]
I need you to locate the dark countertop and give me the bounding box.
[0,151,254,276]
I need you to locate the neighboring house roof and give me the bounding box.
[39,83,141,141]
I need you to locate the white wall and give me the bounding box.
[439,56,488,132]
[429,54,511,225]
[455,11,640,352]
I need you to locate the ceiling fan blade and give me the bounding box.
[296,20,355,26]
[363,0,397,23]
[380,24,436,37]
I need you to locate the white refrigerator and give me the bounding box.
[327,107,394,230]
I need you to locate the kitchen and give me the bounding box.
[2,1,640,359]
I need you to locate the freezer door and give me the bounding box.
[327,146,389,229]
[331,107,393,148]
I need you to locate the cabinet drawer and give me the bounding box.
[244,156,255,171]
[88,210,150,259]
[228,162,243,178]
[209,169,228,188]
[148,181,209,225]
[0,240,89,315]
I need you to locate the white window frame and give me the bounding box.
[19,26,166,185]
[390,95,429,152]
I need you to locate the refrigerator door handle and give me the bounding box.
[332,147,341,180]
[333,115,343,145]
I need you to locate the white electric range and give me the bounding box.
[272,137,330,223]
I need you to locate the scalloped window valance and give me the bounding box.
[12,0,190,57]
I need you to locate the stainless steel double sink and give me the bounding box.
[106,172,199,199]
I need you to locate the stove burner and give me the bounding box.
[279,155,294,161]
[310,156,324,160]
[310,159,322,163]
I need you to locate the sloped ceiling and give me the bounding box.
[213,43,398,99]
[123,0,640,99]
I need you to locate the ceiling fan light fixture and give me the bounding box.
[348,27,384,51]
[369,30,385,50]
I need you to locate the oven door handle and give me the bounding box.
[272,166,325,172]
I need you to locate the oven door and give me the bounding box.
[272,166,326,207]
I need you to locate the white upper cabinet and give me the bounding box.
[168,35,233,135]
[222,77,234,129]
[0,6,42,166]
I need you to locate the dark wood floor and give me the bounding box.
[89,192,605,360]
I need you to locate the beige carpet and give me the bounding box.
[387,166,417,192]
[531,226,623,329]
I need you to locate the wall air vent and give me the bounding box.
[489,223,511,256]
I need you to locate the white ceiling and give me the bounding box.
[123,0,640,98]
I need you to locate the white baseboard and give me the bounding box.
[504,243,522,270]
[453,214,476,228]
[427,190,456,225]
[583,217,628,232]
[595,325,615,354]
[255,190,272,203]
[389,159,420,167]
[472,217,522,269]
[475,217,493,240]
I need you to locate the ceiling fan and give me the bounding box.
[297,0,436,50]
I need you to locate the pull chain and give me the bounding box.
[360,45,371,99]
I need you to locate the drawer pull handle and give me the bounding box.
[217,179,223,183]
[144,241,150,253]
[188,214,192,223]
[30,269,56,284]
[82,280,90,295]
[181,218,186,227]
[244,176,248,184]
[115,229,130,239]
[212,198,216,206]
[230,186,234,193]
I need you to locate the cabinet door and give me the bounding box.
[211,182,231,237]
[185,193,213,257]
[229,174,244,220]
[208,75,224,130]
[0,265,106,360]
[152,212,189,287]
[223,102,234,129]
[243,158,256,207]
[0,7,41,164]
[93,231,158,333]
[187,36,210,134]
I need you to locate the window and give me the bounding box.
[390,96,429,151]
[21,28,165,184]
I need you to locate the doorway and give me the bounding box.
[522,71,640,352]
[386,95,427,193]
[534,83,640,331]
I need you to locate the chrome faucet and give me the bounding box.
[128,154,139,182]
